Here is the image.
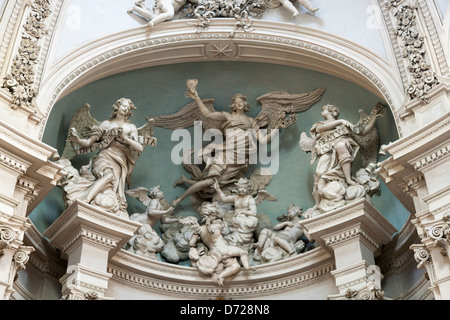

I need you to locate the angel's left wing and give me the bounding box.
[350,103,386,167]
[350,110,380,168]
[254,189,278,206]
[255,87,326,129]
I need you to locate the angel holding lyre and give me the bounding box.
[151,79,326,208]
[299,102,386,216]
[59,98,156,219]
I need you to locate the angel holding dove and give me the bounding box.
[58,98,156,218]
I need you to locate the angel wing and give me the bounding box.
[138,117,155,137]
[255,87,326,129]
[152,99,223,131]
[350,103,386,168]
[125,186,151,207]
[350,110,380,168]
[61,103,100,160]
[254,189,278,206]
[299,132,317,164]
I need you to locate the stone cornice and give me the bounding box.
[384,109,450,161]
[44,200,141,259]
[108,246,335,299]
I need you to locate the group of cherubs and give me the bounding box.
[125,178,310,286]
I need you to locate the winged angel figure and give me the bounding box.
[152,79,326,207]
[123,186,179,259]
[57,98,156,219]
[299,102,386,216]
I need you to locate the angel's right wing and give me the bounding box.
[299,132,317,164]
[152,99,223,131]
[61,103,100,160]
[125,187,151,207]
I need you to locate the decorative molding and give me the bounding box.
[413,143,450,171]
[0,0,28,73]
[107,247,336,298]
[384,0,440,103]
[416,0,449,76]
[2,0,53,110]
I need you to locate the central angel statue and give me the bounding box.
[152,79,326,208]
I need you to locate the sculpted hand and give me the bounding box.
[68,128,79,143]
[341,120,354,129]
[185,90,198,100]
[166,206,175,214]
[211,179,220,191]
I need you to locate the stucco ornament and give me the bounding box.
[153,79,325,208]
[263,0,318,18]
[128,0,194,28]
[128,0,318,36]
[56,100,157,219]
[253,204,307,264]
[299,102,386,218]
[181,202,256,286]
[2,0,52,110]
[386,0,439,103]
[124,186,177,259]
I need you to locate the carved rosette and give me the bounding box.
[2,0,52,110]
[386,0,439,103]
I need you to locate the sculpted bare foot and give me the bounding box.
[173,175,187,187]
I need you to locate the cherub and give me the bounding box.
[212,177,277,250]
[126,185,176,226]
[124,186,177,260]
[283,0,319,18]
[128,0,197,28]
[254,204,305,262]
[182,202,256,286]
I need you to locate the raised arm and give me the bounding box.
[185,88,228,121]
[211,179,235,203]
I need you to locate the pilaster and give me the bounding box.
[299,198,396,300]
[378,96,450,299]
[0,120,63,299]
[43,200,140,300]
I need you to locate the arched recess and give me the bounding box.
[36,19,406,140]
[23,19,419,300]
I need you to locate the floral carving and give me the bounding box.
[181,0,263,36]
[387,0,439,103]
[2,0,52,110]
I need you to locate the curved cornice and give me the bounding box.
[36,19,405,139]
[108,246,335,299]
